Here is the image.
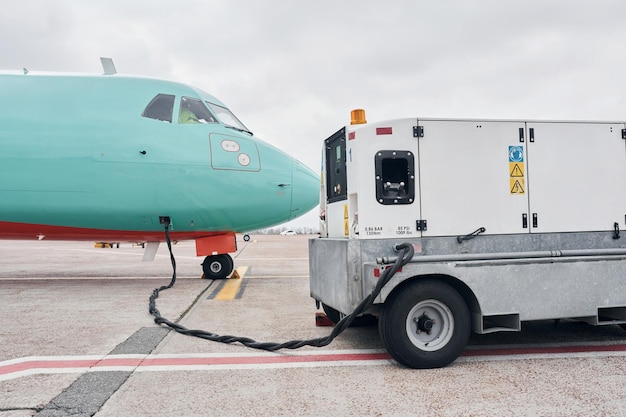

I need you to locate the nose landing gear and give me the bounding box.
[201,254,234,279]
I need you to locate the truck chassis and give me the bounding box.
[310,232,626,368]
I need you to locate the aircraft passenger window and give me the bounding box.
[141,94,175,123]
[179,97,217,124]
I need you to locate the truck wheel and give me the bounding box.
[202,254,234,279]
[322,303,377,327]
[379,279,470,369]
[322,303,343,324]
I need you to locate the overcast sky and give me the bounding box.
[2,1,626,228]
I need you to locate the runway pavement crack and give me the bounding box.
[0,407,43,413]
[174,281,216,322]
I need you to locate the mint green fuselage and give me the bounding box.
[0,72,318,238]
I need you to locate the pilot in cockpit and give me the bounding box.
[179,97,216,124]
[179,103,200,124]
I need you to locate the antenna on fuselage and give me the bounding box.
[100,57,117,75]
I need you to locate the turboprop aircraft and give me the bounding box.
[0,58,319,278]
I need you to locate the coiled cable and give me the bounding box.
[148,223,414,351]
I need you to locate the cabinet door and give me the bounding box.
[526,122,626,233]
[325,128,347,204]
[419,120,529,237]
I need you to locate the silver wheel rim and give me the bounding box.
[209,261,223,274]
[406,299,454,351]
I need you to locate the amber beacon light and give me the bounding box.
[350,109,367,125]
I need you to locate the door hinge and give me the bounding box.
[416,219,427,231]
[413,125,424,138]
[622,128,626,139]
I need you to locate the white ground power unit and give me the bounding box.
[309,110,626,368]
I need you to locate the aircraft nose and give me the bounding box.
[290,160,319,220]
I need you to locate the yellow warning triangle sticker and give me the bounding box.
[511,180,525,194]
[510,164,524,177]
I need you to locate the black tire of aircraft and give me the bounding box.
[202,254,234,279]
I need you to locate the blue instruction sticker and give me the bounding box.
[508,146,524,162]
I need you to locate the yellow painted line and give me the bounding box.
[214,266,248,301]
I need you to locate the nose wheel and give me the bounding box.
[202,254,234,279]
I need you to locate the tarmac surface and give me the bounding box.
[2,234,626,416]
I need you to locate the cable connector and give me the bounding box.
[159,216,171,227]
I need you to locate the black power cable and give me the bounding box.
[149,222,414,351]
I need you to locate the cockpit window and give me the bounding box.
[206,102,250,133]
[142,94,174,123]
[179,97,217,124]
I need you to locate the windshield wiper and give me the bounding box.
[225,125,253,135]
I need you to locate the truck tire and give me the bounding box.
[379,279,470,369]
[322,303,343,324]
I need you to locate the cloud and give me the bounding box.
[3,0,626,217]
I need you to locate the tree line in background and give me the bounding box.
[251,226,319,235]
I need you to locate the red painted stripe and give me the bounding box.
[376,127,393,135]
[95,358,143,367]
[0,359,101,375]
[0,353,391,377]
[0,220,227,242]
[140,352,391,367]
[4,345,626,378]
